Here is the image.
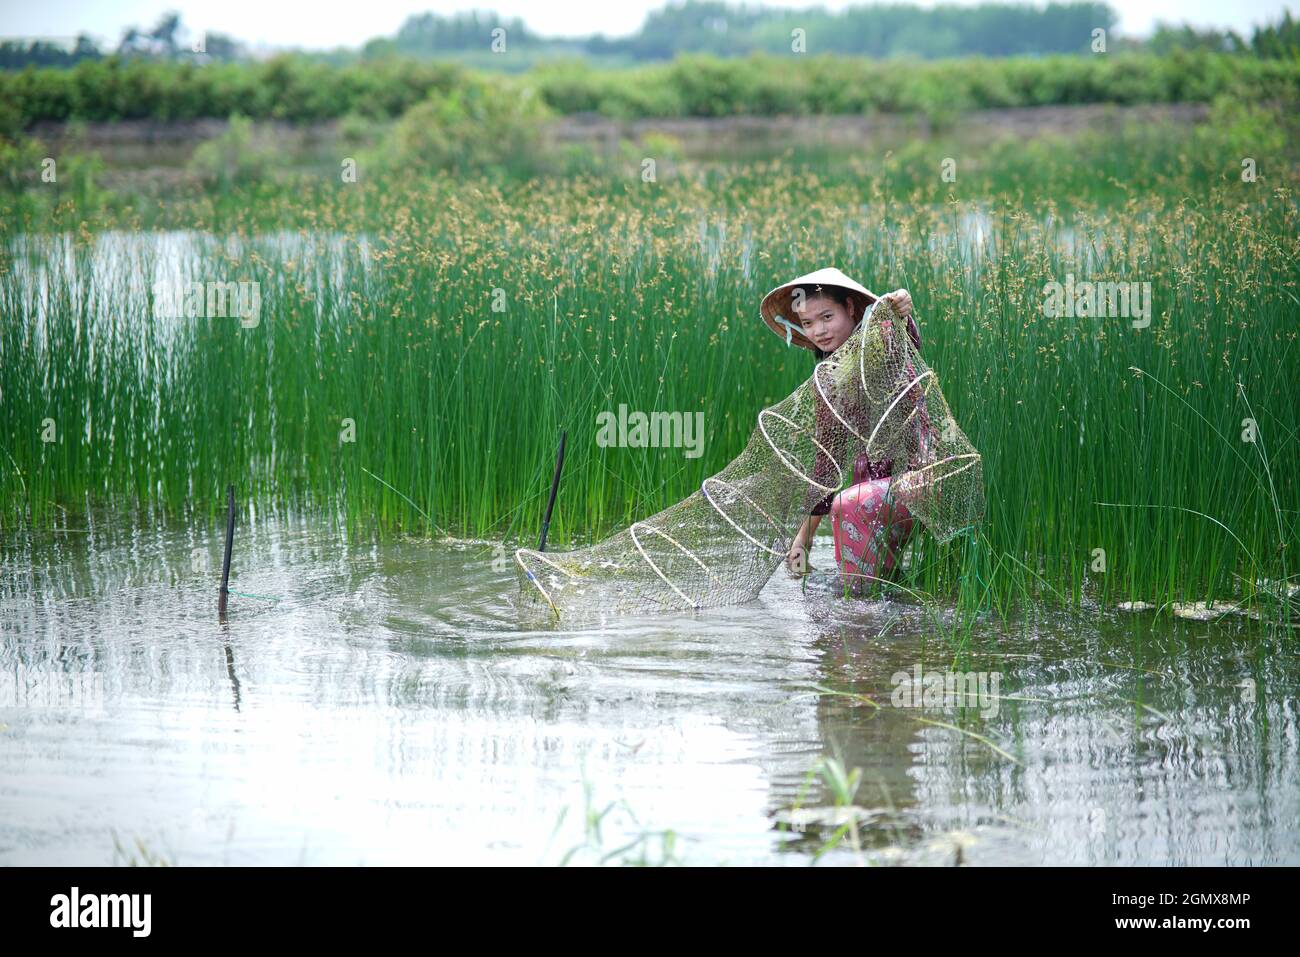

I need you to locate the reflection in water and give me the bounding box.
[220,637,242,713]
[0,513,1295,865]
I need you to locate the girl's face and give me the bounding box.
[794,293,857,353]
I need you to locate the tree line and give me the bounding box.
[4,3,1297,70]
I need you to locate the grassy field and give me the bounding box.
[1,91,1297,617]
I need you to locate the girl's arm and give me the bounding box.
[794,400,835,573]
[787,514,823,574]
[806,384,839,517]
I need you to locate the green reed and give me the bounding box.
[1,138,1296,616]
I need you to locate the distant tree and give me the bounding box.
[0,33,103,69]
[73,35,101,59]
[199,33,245,61]
[149,12,182,55]
[1149,21,1247,54]
[393,10,540,54]
[382,1,1122,61]
[1251,8,1299,58]
[362,37,400,60]
[4,0,1299,73]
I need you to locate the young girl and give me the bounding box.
[758,267,932,592]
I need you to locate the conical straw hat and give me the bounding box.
[759,267,878,351]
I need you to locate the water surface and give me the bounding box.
[1,513,1295,865]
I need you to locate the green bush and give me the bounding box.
[0,131,45,192]
[6,51,1300,128]
[377,73,556,178]
[186,113,279,189]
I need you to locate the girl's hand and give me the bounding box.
[881,289,912,320]
[786,541,811,576]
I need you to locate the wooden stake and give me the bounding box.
[218,484,235,618]
[538,431,567,552]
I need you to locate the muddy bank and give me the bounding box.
[550,102,1210,155]
[30,101,1209,159]
[17,100,1213,195]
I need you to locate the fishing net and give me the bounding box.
[514,296,984,620]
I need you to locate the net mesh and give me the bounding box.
[514,296,984,620]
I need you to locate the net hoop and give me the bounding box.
[865,369,933,456]
[757,407,844,492]
[701,477,787,557]
[629,521,722,610]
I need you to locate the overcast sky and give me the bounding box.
[3,1,1293,51]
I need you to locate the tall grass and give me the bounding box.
[1,122,1296,615]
